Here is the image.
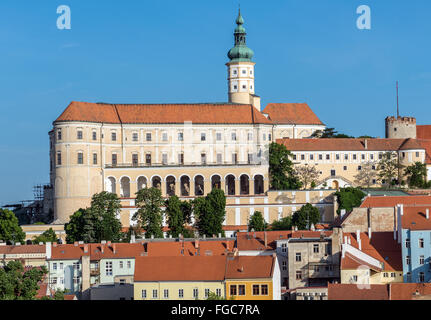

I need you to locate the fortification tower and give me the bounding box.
[385,116,417,139]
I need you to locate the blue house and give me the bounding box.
[398,205,431,283]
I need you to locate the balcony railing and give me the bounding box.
[105,161,264,169]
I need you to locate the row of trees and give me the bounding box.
[248,203,321,232]
[64,187,227,243]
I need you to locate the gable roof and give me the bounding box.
[417,125,431,139]
[55,101,272,125]
[328,283,389,300]
[262,103,324,125]
[145,240,234,257]
[417,139,431,164]
[0,244,46,255]
[401,206,431,230]
[134,256,227,282]
[344,232,402,271]
[277,138,425,152]
[225,255,275,279]
[360,195,431,208]
[50,243,146,260]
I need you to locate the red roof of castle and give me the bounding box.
[55,101,272,125]
[262,103,324,125]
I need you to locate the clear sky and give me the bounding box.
[0,0,431,205]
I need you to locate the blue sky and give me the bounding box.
[0,0,431,205]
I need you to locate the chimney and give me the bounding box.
[356,230,362,251]
[340,209,346,219]
[226,241,230,251]
[101,240,106,245]
[195,239,200,250]
[218,233,222,238]
[368,227,372,240]
[53,242,57,247]
[113,244,117,254]
[427,209,429,220]
[74,242,78,247]
[344,236,348,244]
[400,204,404,216]
[264,231,268,248]
[364,139,368,150]
[107,241,112,246]
[84,244,88,253]
[78,241,84,245]
[131,233,136,243]
[101,244,104,254]
[151,235,154,240]
[39,242,44,245]
[46,242,52,260]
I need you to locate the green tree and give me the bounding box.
[378,152,403,187]
[311,128,353,139]
[269,142,302,190]
[33,228,58,244]
[0,261,48,300]
[292,204,321,230]
[405,162,428,188]
[64,192,123,243]
[165,196,194,238]
[334,187,366,215]
[134,188,164,239]
[270,216,292,231]
[194,189,226,237]
[0,209,26,244]
[248,211,266,231]
[206,291,228,300]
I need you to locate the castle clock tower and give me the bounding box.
[227,10,260,110]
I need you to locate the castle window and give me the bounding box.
[242,70,246,74]
[326,154,330,160]
[242,85,247,89]
[132,132,138,142]
[178,153,184,164]
[319,154,323,160]
[248,133,253,141]
[250,70,253,75]
[178,132,184,141]
[201,153,207,164]
[112,154,117,166]
[57,130,62,141]
[77,130,83,140]
[233,70,237,75]
[111,132,117,141]
[344,154,348,160]
[353,154,357,160]
[358,166,362,171]
[92,131,97,141]
[233,85,238,90]
[336,154,340,160]
[93,153,97,165]
[269,134,272,141]
[216,132,222,141]
[232,132,237,141]
[77,152,84,165]
[361,154,365,160]
[57,152,62,165]
[217,153,222,164]
[201,133,206,141]
[310,154,314,160]
[146,153,151,165]
[132,154,139,166]
[301,154,305,161]
[162,153,168,165]
[394,128,397,132]
[162,132,168,142]
[146,133,152,141]
[416,152,420,157]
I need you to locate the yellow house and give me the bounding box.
[134,256,226,300]
[225,255,281,300]
[340,231,403,285]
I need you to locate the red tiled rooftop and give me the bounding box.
[417,125,431,140]
[344,232,402,271]
[401,206,431,230]
[134,256,227,282]
[225,255,275,279]
[55,101,272,125]
[360,195,431,208]
[145,240,234,257]
[0,244,46,254]
[277,138,424,152]
[262,103,324,125]
[328,283,389,300]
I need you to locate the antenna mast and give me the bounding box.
[396,81,399,118]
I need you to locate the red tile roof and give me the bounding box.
[341,252,382,272]
[401,206,431,230]
[277,138,424,152]
[262,103,324,125]
[50,243,146,260]
[55,101,272,125]
[0,244,46,254]
[417,125,431,139]
[390,283,431,300]
[343,232,402,271]
[328,283,389,300]
[145,240,234,257]
[134,256,227,282]
[360,195,431,208]
[225,255,275,279]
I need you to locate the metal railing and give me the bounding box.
[105,161,264,169]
